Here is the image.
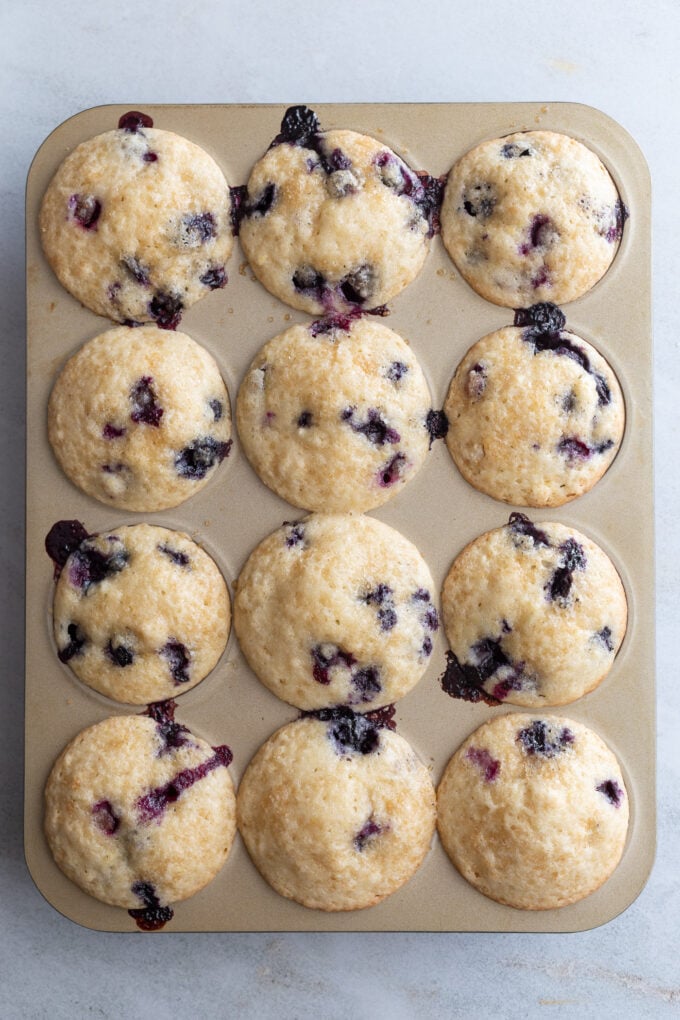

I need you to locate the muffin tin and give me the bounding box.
[25,103,654,932]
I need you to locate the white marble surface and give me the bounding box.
[2,1,678,1015]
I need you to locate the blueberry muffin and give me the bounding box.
[51,523,230,704]
[39,111,233,327]
[443,307,624,507]
[236,317,439,512]
[441,130,626,307]
[237,711,436,911]
[440,514,627,707]
[437,713,629,910]
[44,711,236,927]
[234,514,439,710]
[48,325,232,511]
[238,105,439,314]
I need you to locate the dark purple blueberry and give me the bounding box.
[149,292,183,330]
[130,376,163,427]
[562,390,577,413]
[245,182,277,218]
[412,588,431,602]
[377,453,406,488]
[519,319,611,406]
[593,373,612,406]
[354,816,383,851]
[327,148,352,171]
[514,302,566,334]
[45,519,90,573]
[531,266,551,289]
[273,105,322,148]
[155,720,191,754]
[556,436,592,461]
[284,522,306,548]
[102,423,126,439]
[501,142,532,159]
[462,182,496,220]
[161,641,190,684]
[68,537,129,593]
[425,409,449,447]
[136,744,232,823]
[508,512,550,548]
[596,779,624,807]
[293,265,326,302]
[229,184,247,234]
[180,212,216,246]
[120,254,150,286]
[128,881,174,931]
[600,199,629,244]
[378,607,398,632]
[440,632,524,706]
[297,410,313,428]
[557,436,613,462]
[360,583,393,612]
[157,543,190,567]
[68,194,101,230]
[422,605,439,632]
[143,151,158,164]
[143,700,192,754]
[386,361,408,383]
[465,746,500,782]
[422,637,433,656]
[545,538,586,604]
[440,651,500,705]
[413,172,445,237]
[106,640,135,667]
[343,407,400,446]
[351,666,382,702]
[145,699,178,724]
[58,622,86,663]
[517,719,574,758]
[311,706,380,756]
[340,264,376,305]
[375,150,417,194]
[374,154,443,234]
[118,111,154,132]
[362,703,396,731]
[174,436,232,479]
[595,626,614,652]
[309,310,360,336]
[200,264,227,289]
[310,644,356,685]
[519,214,556,254]
[209,399,224,422]
[92,800,120,836]
[466,363,487,400]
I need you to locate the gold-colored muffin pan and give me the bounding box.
[25,103,653,932]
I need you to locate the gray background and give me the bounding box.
[2,1,677,1016]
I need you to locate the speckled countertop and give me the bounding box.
[1,1,678,1016]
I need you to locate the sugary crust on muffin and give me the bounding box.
[44,714,235,908]
[48,326,232,511]
[236,317,433,512]
[40,125,233,325]
[237,716,436,911]
[239,129,431,313]
[437,713,629,909]
[440,516,627,707]
[52,523,230,704]
[234,513,439,710]
[444,325,624,507]
[441,131,624,307]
